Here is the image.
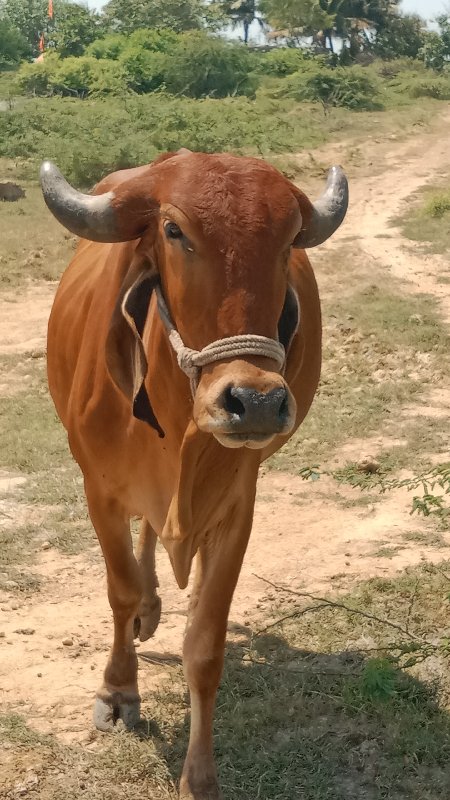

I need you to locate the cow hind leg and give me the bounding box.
[85,486,142,732]
[134,518,161,642]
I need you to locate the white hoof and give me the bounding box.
[93,696,141,732]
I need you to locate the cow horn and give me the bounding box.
[294,166,348,249]
[39,161,138,243]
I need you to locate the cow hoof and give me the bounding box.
[134,595,162,641]
[179,776,223,800]
[93,696,141,732]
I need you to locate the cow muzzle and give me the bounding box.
[194,370,296,450]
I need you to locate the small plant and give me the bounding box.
[275,65,383,111]
[424,191,450,218]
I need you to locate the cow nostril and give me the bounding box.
[278,391,289,420]
[223,387,246,418]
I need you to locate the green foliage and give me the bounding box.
[85,31,128,60]
[276,64,382,109]
[360,658,399,701]
[407,75,450,100]
[16,30,257,99]
[51,2,103,58]
[260,0,332,39]
[372,13,426,60]
[258,46,313,75]
[0,18,31,69]
[162,32,258,98]
[101,0,212,33]
[424,191,450,218]
[0,94,308,186]
[420,31,448,72]
[16,54,59,94]
[119,47,166,92]
[17,54,127,96]
[0,0,52,54]
[213,0,263,44]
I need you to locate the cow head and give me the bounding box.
[40,152,347,449]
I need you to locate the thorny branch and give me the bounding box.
[252,574,422,641]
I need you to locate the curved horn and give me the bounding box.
[39,161,142,243]
[294,166,348,249]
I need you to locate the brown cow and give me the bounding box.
[40,151,348,800]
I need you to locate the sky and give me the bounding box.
[87,0,449,26]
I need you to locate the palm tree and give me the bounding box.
[216,0,265,44]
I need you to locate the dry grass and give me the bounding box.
[3,562,450,799]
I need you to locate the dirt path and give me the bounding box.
[1,115,450,743]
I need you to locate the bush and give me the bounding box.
[163,32,258,98]
[86,28,177,60]
[385,69,450,101]
[276,65,382,110]
[119,47,166,93]
[0,93,305,186]
[17,55,128,97]
[408,76,450,99]
[424,191,450,218]
[16,55,60,96]
[85,33,128,60]
[259,47,313,76]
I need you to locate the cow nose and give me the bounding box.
[222,386,289,433]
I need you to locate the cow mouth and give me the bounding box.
[213,431,276,450]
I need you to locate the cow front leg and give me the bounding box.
[86,487,142,732]
[134,518,161,642]
[180,507,254,800]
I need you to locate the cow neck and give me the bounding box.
[155,285,286,398]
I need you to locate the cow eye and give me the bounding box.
[164,221,183,240]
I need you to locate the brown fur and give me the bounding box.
[47,152,323,799]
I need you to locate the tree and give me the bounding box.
[0,0,101,58]
[260,0,332,45]
[0,0,51,54]
[0,19,31,69]
[52,3,103,57]
[372,13,427,60]
[101,0,215,34]
[213,0,265,44]
[261,0,396,55]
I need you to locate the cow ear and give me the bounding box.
[106,265,164,437]
[278,285,300,354]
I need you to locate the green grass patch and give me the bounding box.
[397,177,450,254]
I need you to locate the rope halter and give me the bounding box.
[155,285,286,397]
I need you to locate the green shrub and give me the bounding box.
[277,65,382,110]
[0,93,308,186]
[385,69,450,101]
[408,76,450,99]
[424,191,450,218]
[85,33,128,60]
[16,55,60,96]
[163,32,258,98]
[259,47,313,76]
[17,55,128,97]
[118,48,166,92]
[86,28,178,60]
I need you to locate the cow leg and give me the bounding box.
[85,488,142,732]
[180,506,254,800]
[134,518,161,642]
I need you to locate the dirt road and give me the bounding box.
[1,113,450,746]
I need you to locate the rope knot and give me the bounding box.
[156,285,287,398]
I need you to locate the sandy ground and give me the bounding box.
[1,114,450,743]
